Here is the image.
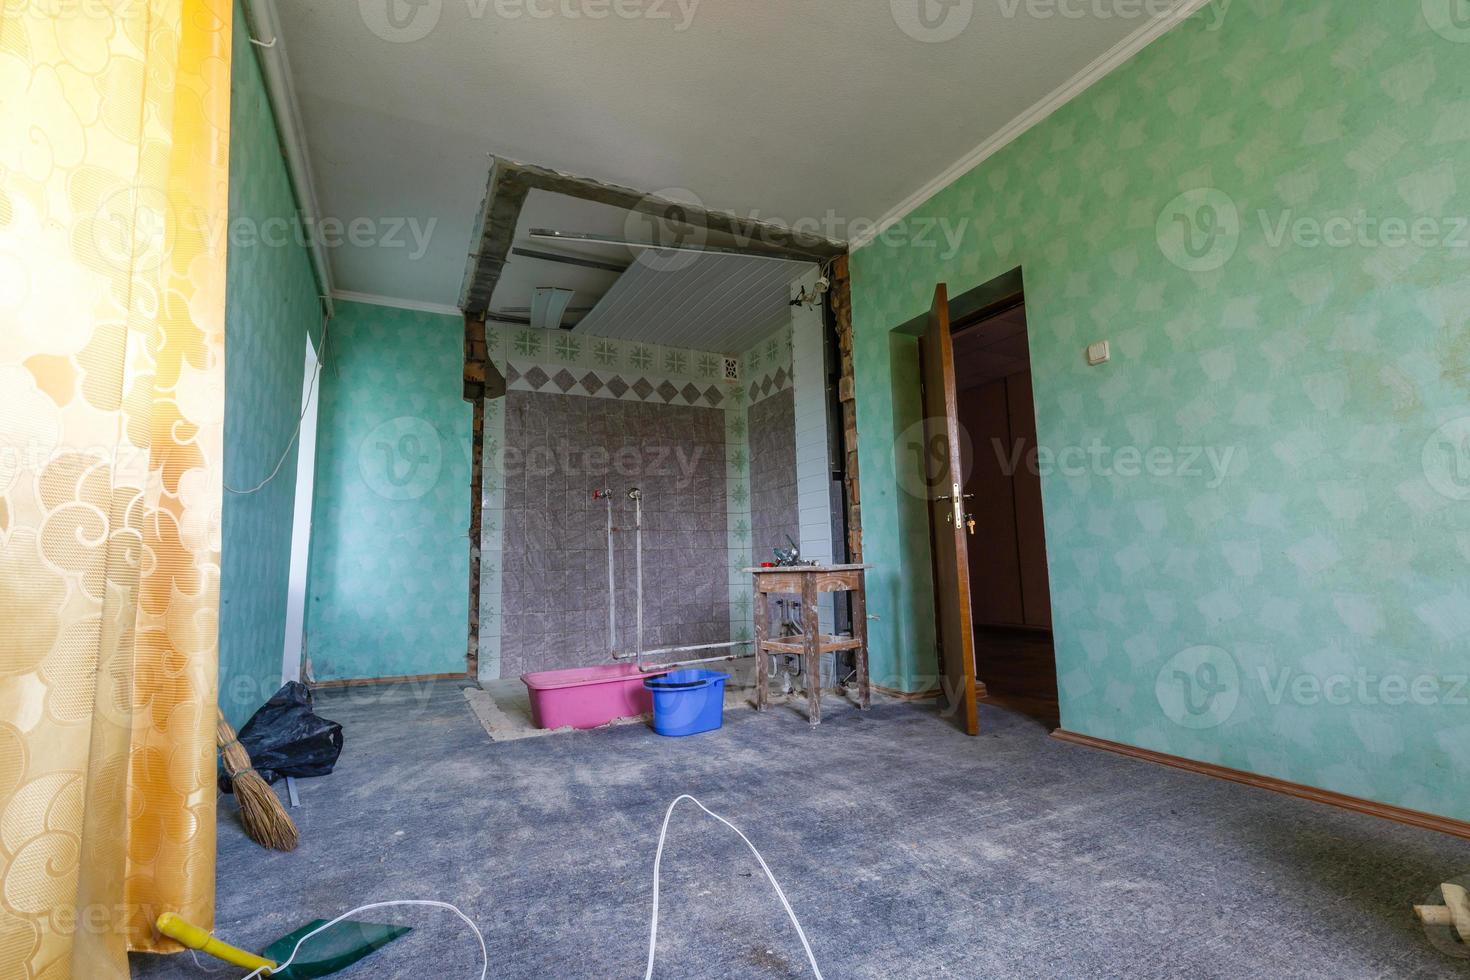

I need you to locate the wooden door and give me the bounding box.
[920,285,980,736]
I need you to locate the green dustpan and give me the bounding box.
[156,911,410,978]
[263,919,413,979]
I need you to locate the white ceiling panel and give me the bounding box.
[573,254,808,353]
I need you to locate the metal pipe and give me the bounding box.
[629,488,643,670]
[594,489,615,655]
[530,229,812,265]
[638,650,755,673]
[641,639,751,658]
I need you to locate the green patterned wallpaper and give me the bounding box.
[851,1,1470,818]
[218,0,321,729]
[305,301,471,680]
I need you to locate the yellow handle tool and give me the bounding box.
[156,912,278,974]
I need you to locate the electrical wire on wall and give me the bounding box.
[224,305,331,496]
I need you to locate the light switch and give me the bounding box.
[1086,341,1111,366]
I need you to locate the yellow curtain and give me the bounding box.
[0,0,231,976]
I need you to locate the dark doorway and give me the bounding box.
[952,298,1058,729]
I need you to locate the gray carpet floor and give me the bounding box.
[131,679,1470,978]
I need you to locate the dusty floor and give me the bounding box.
[132,679,1470,978]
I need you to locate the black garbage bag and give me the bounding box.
[219,682,343,792]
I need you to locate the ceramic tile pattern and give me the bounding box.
[217,0,321,729]
[304,301,471,680]
[479,321,824,676]
[744,323,794,406]
[498,391,728,676]
[748,388,800,561]
[850,1,1470,818]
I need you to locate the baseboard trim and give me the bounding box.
[1051,729,1470,842]
[873,683,942,701]
[310,671,470,690]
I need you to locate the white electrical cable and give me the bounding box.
[224,311,329,496]
[239,899,487,980]
[645,795,823,980]
[221,795,818,980]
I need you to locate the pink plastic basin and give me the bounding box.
[521,663,668,730]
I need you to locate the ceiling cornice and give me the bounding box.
[852,0,1215,251]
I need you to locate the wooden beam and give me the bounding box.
[466,396,485,679]
[462,313,501,679]
[830,255,863,563]
[460,160,532,315]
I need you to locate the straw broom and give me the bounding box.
[216,708,299,851]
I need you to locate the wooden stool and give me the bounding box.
[747,564,872,725]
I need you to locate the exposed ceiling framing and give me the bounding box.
[458,158,846,317]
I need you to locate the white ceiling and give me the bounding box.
[272,0,1176,308]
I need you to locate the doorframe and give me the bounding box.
[893,266,1068,716]
[893,266,1026,337]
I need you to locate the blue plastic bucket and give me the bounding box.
[644,669,728,737]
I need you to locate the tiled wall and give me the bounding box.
[481,326,749,679]
[498,391,728,676]
[748,389,799,562]
[479,312,836,681]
